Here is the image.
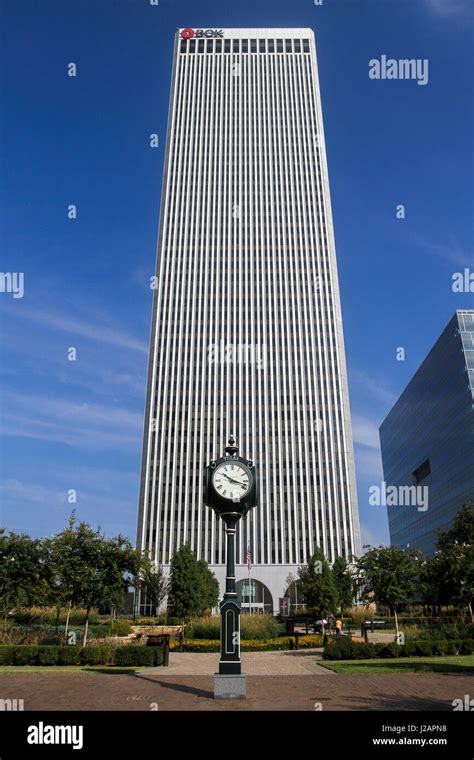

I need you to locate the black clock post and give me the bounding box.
[204,436,257,699]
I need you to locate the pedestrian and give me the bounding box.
[327,612,335,636]
[335,618,342,636]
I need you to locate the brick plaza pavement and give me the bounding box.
[0,648,471,711]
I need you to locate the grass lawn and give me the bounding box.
[0,666,146,674]
[319,655,474,674]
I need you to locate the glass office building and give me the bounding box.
[379,310,474,557]
[136,28,361,612]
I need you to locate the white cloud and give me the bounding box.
[0,479,66,506]
[351,370,397,406]
[352,414,381,450]
[424,0,472,17]
[0,390,142,450]
[5,304,148,354]
[416,236,472,267]
[354,445,383,480]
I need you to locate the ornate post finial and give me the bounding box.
[225,436,239,456]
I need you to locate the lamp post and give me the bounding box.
[204,436,257,699]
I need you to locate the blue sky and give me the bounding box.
[0,0,473,550]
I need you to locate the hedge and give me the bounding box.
[114,646,163,667]
[0,644,163,667]
[323,637,474,660]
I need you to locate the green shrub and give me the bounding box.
[323,637,473,660]
[459,639,474,655]
[36,646,59,665]
[375,643,400,658]
[13,645,38,665]
[109,619,132,636]
[113,646,159,666]
[403,641,433,657]
[0,646,17,665]
[402,623,474,642]
[407,641,433,657]
[0,643,126,666]
[56,646,81,665]
[430,640,445,656]
[80,646,113,666]
[323,636,355,660]
[357,642,379,659]
[444,640,461,655]
[167,617,180,626]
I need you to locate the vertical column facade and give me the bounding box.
[136,28,361,609]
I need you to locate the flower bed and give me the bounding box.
[169,634,322,652]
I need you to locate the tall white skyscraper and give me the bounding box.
[137,27,361,613]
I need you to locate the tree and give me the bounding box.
[196,559,219,614]
[168,545,206,623]
[431,503,474,620]
[137,556,169,617]
[356,545,421,638]
[298,548,337,620]
[332,556,354,617]
[437,503,474,550]
[44,519,80,637]
[100,533,142,623]
[419,554,446,611]
[0,529,47,620]
[48,516,141,646]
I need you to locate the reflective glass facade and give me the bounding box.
[379,310,474,557]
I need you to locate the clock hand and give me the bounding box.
[222,474,246,486]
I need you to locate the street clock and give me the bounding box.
[204,437,257,691]
[204,436,257,518]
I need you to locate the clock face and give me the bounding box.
[212,461,251,501]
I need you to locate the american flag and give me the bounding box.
[246,547,252,569]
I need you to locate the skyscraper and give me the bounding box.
[136,28,361,613]
[380,310,474,557]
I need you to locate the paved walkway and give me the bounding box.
[0,670,469,711]
[1,650,472,711]
[144,649,330,675]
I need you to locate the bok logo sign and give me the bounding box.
[180,28,224,39]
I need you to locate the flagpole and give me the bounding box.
[248,554,251,616]
[246,542,252,616]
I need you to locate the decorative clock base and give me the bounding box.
[214,673,247,700]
